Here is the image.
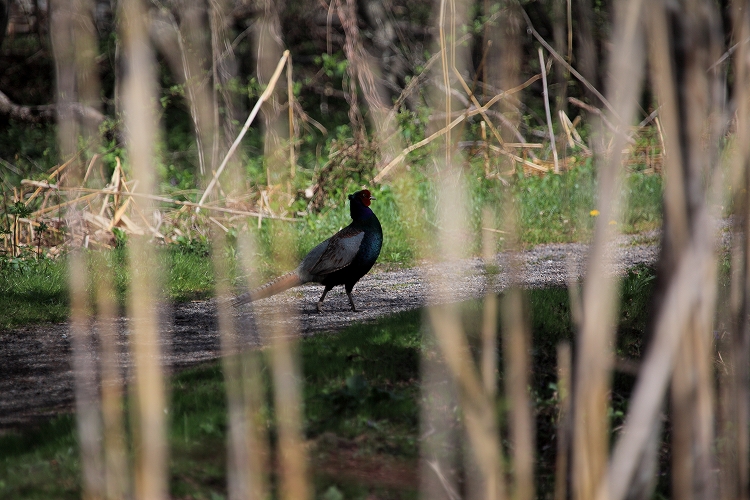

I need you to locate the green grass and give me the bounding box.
[0,268,659,499]
[0,258,69,329]
[512,160,663,245]
[0,247,215,330]
[0,162,663,329]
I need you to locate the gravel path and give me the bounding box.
[0,233,661,430]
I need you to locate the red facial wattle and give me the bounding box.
[360,190,371,206]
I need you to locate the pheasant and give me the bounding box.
[233,189,383,312]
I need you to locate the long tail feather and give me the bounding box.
[232,271,303,306]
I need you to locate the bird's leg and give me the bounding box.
[317,286,332,312]
[345,285,357,312]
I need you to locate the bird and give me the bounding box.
[233,189,383,312]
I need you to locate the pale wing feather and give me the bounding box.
[306,226,364,276]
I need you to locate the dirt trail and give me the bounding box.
[0,234,660,430]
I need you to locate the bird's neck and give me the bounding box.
[350,203,375,221]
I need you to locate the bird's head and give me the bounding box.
[348,189,376,220]
[349,189,374,207]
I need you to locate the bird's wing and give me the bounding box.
[305,226,365,276]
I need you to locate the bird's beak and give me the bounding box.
[369,196,376,201]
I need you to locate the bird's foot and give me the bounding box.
[350,305,357,312]
[316,301,324,313]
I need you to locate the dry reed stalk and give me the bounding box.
[498,195,534,500]
[554,342,572,500]
[481,121,490,178]
[267,317,309,500]
[572,1,646,499]
[451,61,507,149]
[539,48,559,173]
[601,2,723,499]
[386,30,470,123]
[481,208,498,397]
[560,110,575,149]
[502,290,534,500]
[647,3,721,498]
[335,0,406,175]
[213,0,243,157]
[235,232,272,500]
[23,155,76,206]
[81,154,100,187]
[120,0,168,497]
[69,250,105,500]
[24,182,299,221]
[95,252,130,500]
[427,301,506,500]
[567,97,635,144]
[287,53,296,178]
[248,26,310,493]
[197,50,289,210]
[214,229,268,500]
[438,0,452,168]
[419,335,461,500]
[51,1,106,497]
[374,112,467,183]
[723,4,750,499]
[211,19,273,491]
[486,144,549,173]
[567,0,573,63]
[600,223,719,500]
[174,10,209,176]
[255,223,309,500]
[418,2,507,498]
[388,11,506,125]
